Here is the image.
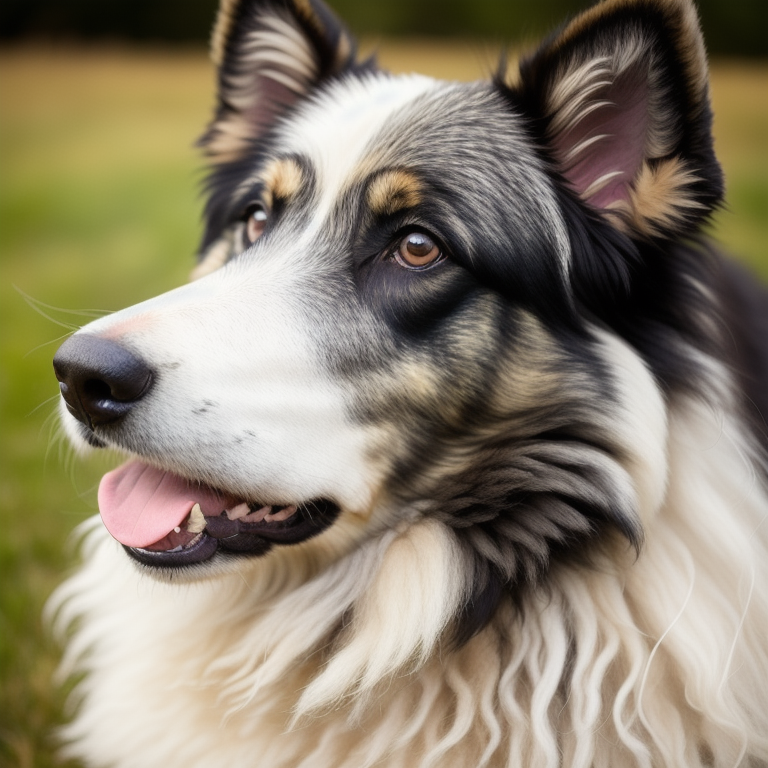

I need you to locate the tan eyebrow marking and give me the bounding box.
[261,157,305,206]
[367,169,423,217]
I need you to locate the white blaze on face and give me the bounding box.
[65,251,381,514]
[279,73,440,231]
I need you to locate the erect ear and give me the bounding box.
[508,0,723,239]
[201,0,359,164]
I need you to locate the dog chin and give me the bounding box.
[123,545,243,583]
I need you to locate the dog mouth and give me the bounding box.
[98,461,340,568]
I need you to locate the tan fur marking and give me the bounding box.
[490,310,565,415]
[262,157,305,203]
[367,170,423,217]
[608,156,705,236]
[210,0,240,66]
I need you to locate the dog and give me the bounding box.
[50,0,768,765]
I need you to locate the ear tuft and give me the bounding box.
[507,0,723,239]
[202,0,359,164]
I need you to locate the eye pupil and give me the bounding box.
[394,231,443,269]
[406,233,433,258]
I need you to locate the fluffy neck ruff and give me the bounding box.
[52,394,768,768]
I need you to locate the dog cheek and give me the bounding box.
[366,316,663,620]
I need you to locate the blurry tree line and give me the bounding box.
[0,0,765,56]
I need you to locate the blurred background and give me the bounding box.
[1,1,766,765]
[1,0,767,54]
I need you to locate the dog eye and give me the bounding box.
[393,232,444,270]
[243,203,268,246]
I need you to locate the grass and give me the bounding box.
[1,42,766,767]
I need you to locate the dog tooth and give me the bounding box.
[187,503,206,533]
[225,503,251,521]
[242,505,270,523]
[264,505,298,523]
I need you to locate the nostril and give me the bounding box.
[53,334,155,430]
[82,377,119,403]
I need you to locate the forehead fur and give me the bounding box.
[271,73,570,269]
[277,73,435,211]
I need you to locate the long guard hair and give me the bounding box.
[51,0,768,766]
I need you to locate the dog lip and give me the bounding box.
[73,421,107,448]
[125,532,219,567]
[124,499,342,569]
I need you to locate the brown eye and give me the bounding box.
[394,232,443,270]
[244,204,268,246]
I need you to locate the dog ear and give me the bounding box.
[507,0,723,240]
[200,0,359,164]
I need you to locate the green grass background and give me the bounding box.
[1,43,766,766]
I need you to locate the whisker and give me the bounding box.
[15,286,111,330]
[29,393,62,418]
[25,331,76,359]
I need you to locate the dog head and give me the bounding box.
[54,0,722,640]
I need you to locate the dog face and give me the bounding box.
[54,0,722,632]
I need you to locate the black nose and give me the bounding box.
[53,334,154,430]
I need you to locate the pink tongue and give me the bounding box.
[98,461,233,548]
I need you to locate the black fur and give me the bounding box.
[182,0,766,645]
